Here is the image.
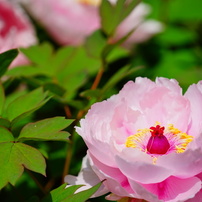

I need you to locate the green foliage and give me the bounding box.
[0,141,46,189]
[0,83,73,190]
[65,182,102,202]
[43,182,102,202]
[6,44,101,100]
[100,0,140,36]
[0,83,5,114]
[5,88,48,121]
[18,117,73,142]
[0,49,18,77]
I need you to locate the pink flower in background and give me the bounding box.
[0,0,37,67]
[22,0,100,46]
[65,77,202,201]
[22,0,162,47]
[113,3,163,48]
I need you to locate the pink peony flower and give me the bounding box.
[22,0,100,46]
[0,0,37,67]
[65,77,202,202]
[21,0,162,47]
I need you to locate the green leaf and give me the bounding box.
[0,143,15,189]
[0,142,46,189]
[42,184,83,202]
[0,118,10,128]
[0,49,18,77]
[0,82,5,115]
[18,117,74,142]
[43,182,102,202]
[0,127,14,143]
[65,181,103,202]
[14,143,46,175]
[55,47,101,100]
[100,0,114,35]
[43,83,66,97]
[10,96,51,132]
[6,88,48,121]
[84,30,107,59]
[6,65,50,77]
[100,0,140,36]
[20,43,53,65]
[80,89,101,99]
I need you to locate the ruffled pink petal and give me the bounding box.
[82,138,116,167]
[185,189,202,202]
[115,150,172,184]
[155,77,182,95]
[89,151,137,198]
[128,179,162,202]
[185,82,202,139]
[142,176,201,202]
[157,146,202,179]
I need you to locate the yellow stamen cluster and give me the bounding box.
[168,124,193,153]
[77,0,101,6]
[125,128,150,149]
[125,123,194,157]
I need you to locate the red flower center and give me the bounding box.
[147,125,170,154]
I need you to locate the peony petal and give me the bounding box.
[142,176,201,202]
[185,82,202,138]
[22,0,99,45]
[115,150,172,184]
[89,151,137,198]
[122,20,163,48]
[155,77,182,95]
[158,147,202,179]
[114,3,163,47]
[185,189,202,202]
[128,179,163,202]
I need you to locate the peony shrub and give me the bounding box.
[65,77,202,202]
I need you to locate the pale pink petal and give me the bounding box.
[142,176,201,202]
[23,0,99,45]
[123,20,163,47]
[157,146,202,179]
[155,77,182,95]
[89,151,136,198]
[185,189,202,202]
[185,81,202,138]
[115,152,172,184]
[114,3,163,48]
[128,179,162,202]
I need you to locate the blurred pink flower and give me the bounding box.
[0,0,37,67]
[22,0,162,47]
[22,0,100,46]
[112,3,163,48]
[65,77,202,201]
